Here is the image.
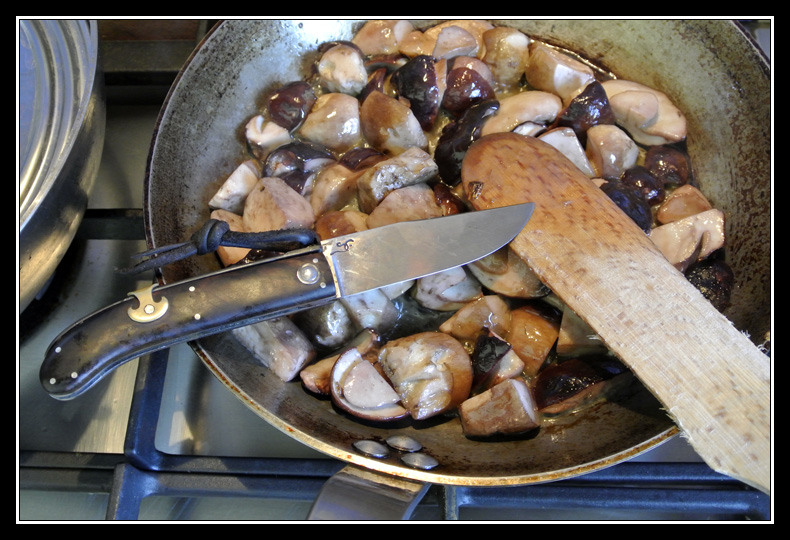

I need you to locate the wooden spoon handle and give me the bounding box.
[462,132,771,494]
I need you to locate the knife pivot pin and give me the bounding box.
[127,284,169,323]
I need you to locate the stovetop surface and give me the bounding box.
[18,19,772,521]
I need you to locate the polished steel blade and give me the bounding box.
[321,203,534,297]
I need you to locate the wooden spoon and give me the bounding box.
[461,132,771,495]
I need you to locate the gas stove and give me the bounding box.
[18,19,772,521]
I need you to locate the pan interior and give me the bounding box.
[145,20,770,485]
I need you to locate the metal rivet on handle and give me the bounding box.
[385,435,422,453]
[400,452,439,470]
[353,440,390,459]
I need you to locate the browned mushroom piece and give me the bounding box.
[532,355,632,416]
[506,303,560,377]
[438,294,511,343]
[469,329,525,394]
[377,331,473,420]
[359,90,429,155]
[366,183,443,228]
[459,378,541,438]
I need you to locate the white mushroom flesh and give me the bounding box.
[538,127,596,177]
[208,159,262,214]
[299,93,363,153]
[482,26,531,90]
[352,19,415,56]
[525,41,595,103]
[377,332,473,420]
[480,91,563,137]
[245,115,291,160]
[584,124,639,179]
[232,317,315,382]
[649,208,725,271]
[242,176,315,232]
[317,43,368,96]
[602,79,688,146]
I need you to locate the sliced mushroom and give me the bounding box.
[480,91,563,137]
[377,331,473,420]
[359,90,428,155]
[366,183,443,228]
[459,378,540,438]
[301,328,382,395]
[412,266,483,311]
[450,55,494,85]
[438,294,511,343]
[649,208,726,272]
[309,162,365,217]
[330,348,409,421]
[208,159,262,214]
[355,146,439,213]
[263,140,336,179]
[481,26,531,90]
[441,66,496,115]
[351,20,415,56]
[432,24,478,59]
[470,330,525,393]
[245,115,292,161]
[299,93,363,153]
[506,303,560,377]
[525,41,595,103]
[584,124,639,179]
[656,184,713,224]
[390,55,444,131]
[242,176,315,233]
[232,317,315,382]
[554,80,616,146]
[538,127,596,177]
[267,80,317,132]
[466,245,549,299]
[434,100,500,187]
[601,79,688,146]
[424,20,493,58]
[317,42,368,96]
[209,209,249,266]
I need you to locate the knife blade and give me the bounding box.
[40,203,534,400]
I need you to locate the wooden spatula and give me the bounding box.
[461,132,771,495]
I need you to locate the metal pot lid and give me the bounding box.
[19,19,99,227]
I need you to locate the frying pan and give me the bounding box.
[143,19,770,495]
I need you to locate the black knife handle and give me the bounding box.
[40,246,337,400]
